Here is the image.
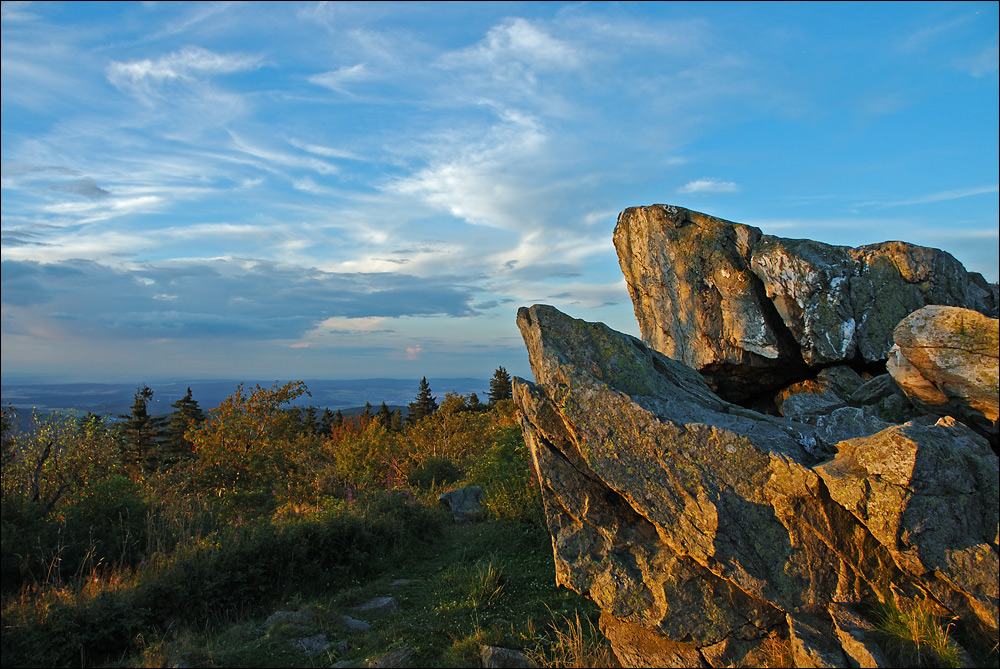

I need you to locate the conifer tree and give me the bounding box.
[120,385,164,468]
[164,387,205,462]
[320,407,336,434]
[376,401,392,427]
[488,366,513,404]
[407,376,438,424]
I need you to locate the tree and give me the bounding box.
[488,366,513,404]
[119,385,164,469]
[164,387,205,464]
[407,377,438,425]
[319,408,336,434]
[376,401,392,428]
[188,381,308,507]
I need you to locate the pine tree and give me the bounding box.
[320,407,336,434]
[407,376,438,424]
[376,401,392,427]
[120,385,164,468]
[164,387,205,463]
[488,366,513,404]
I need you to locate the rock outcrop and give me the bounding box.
[614,205,998,400]
[513,304,999,667]
[887,305,1000,447]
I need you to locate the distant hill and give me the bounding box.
[1,378,490,418]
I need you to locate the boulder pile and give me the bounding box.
[513,205,999,667]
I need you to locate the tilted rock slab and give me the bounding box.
[887,305,1000,447]
[513,304,998,667]
[614,205,997,400]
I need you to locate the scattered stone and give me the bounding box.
[341,615,372,631]
[354,596,400,614]
[438,485,485,521]
[294,633,330,655]
[389,578,411,587]
[367,647,414,668]
[887,305,999,447]
[480,645,534,668]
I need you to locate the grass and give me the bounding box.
[870,597,966,668]
[44,516,603,668]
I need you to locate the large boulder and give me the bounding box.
[887,305,1000,447]
[614,205,997,400]
[513,304,998,667]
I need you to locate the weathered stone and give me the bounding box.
[613,204,995,400]
[480,645,534,668]
[367,647,414,668]
[341,615,372,631]
[294,633,330,655]
[777,366,866,407]
[750,236,857,366]
[780,390,847,422]
[514,303,999,665]
[849,374,901,405]
[599,612,707,668]
[614,204,803,400]
[438,485,485,521]
[887,305,999,446]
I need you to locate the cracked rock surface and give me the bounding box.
[614,205,998,401]
[513,303,998,668]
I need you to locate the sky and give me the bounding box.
[2,1,998,384]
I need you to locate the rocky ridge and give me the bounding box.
[514,205,999,667]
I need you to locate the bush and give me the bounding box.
[408,455,462,489]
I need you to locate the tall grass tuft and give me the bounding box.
[528,609,618,668]
[872,597,965,668]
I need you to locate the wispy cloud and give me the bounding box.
[678,178,739,195]
[859,185,999,209]
[107,46,264,88]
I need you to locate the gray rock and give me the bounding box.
[341,615,372,631]
[614,204,995,401]
[367,647,414,668]
[780,390,846,422]
[480,645,534,668]
[438,485,485,521]
[513,303,998,666]
[294,633,330,655]
[849,374,901,405]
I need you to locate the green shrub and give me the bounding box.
[408,455,462,489]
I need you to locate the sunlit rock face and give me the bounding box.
[613,204,998,401]
[887,305,1000,448]
[516,205,999,667]
[513,303,999,668]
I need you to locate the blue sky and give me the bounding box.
[2,1,997,383]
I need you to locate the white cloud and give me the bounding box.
[309,63,371,94]
[108,46,263,87]
[678,178,739,194]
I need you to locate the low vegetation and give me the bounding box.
[1,374,611,667]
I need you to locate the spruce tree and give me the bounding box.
[406,376,438,424]
[488,366,513,404]
[164,387,205,463]
[319,408,335,434]
[120,385,164,468]
[376,401,392,428]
